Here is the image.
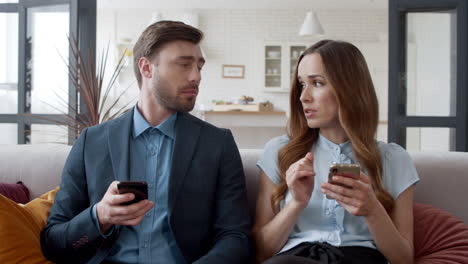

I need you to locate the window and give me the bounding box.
[0,0,96,144]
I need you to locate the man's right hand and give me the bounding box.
[285,152,315,209]
[96,181,154,233]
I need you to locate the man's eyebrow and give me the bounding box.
[176,56,205,64]
[176,56,195,61]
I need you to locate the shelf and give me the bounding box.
[204,110,287,127]
[263,90,289,93]
[205,111,285,115]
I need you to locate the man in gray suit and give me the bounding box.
[41,21,252,264]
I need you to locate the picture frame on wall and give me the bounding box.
[222,64,245,79]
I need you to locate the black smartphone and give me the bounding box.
[117,181,148,205]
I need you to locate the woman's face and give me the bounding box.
[298,53,340,129]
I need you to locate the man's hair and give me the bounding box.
[132,20,204,88]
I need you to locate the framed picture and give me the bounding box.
[222,64,245,79]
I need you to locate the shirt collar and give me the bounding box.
[316,132,352,155]
[132,105,177,139]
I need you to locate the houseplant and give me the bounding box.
[62,38,133,135]
[31,38,133,140]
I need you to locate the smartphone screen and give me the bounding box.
[117,181,148,205]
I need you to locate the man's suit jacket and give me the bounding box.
[40,109,252,263]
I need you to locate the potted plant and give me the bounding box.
[30,38,133,141]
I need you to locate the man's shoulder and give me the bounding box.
[79,110,132,144]
[87,110,132,132]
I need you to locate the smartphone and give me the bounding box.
[117,181,148,205]
[326,163,360,199]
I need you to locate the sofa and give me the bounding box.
[1,144,468,263]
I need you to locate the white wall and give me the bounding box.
[97,8,390,147]
[98,0,388,10]
[98,8,388,109]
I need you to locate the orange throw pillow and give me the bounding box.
[0,187,59,264]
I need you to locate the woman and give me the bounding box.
[253,40,419,264]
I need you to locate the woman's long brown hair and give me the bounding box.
[272,40,394,213]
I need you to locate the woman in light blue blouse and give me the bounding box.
[253,40,419,264]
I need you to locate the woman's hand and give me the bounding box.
[320,172,380,217]
[285,152,316,209]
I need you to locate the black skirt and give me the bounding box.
[262,242,387,264]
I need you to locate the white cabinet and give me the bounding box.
[264,44,283,91]
[263,43,307,92]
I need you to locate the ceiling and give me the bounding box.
[98,0,387,10]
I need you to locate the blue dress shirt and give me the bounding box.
[92,105,185,263]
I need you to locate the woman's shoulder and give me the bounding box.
[377,141,411,161]
[257,135,291,185]
[263,134,291,151]
[376,141,419,198]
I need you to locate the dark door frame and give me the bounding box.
[388,0,467,151]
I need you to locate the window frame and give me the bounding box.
[388,0,468,151]
[0,0,96,144]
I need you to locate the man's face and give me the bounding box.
[149,40,205,112]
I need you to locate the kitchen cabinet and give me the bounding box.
[263,43,307,92]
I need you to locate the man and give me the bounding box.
[40,21,252,264]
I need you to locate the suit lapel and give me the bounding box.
[108,108,133,182]
[168,112,201,212]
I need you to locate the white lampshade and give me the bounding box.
[182,12,199,28]
[149,12,162,25]
[299,11,324,36]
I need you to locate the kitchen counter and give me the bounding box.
[204,110,285,115]
[202,110,287,148]
[203,110,287,128]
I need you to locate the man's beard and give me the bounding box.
[151,76,198,113]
